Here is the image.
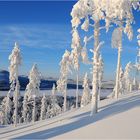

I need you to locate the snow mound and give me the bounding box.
[0,91,140,139]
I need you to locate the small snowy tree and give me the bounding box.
[24,64,41,122]
[40,94,47,120]
[22,93,28,123]
[57,50,71,112]
[5,92,13,124]
[123,62,132,92]
[81,73,90,107]
[32,95,36,123]
[25,64,41,100]
[9,42,22,126]
[48,84,61,117]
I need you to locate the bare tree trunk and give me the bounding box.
[91,21,100,116]
[115,29,122,99]
[76,69,79,108]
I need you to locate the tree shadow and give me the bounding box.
[7,93,140,139]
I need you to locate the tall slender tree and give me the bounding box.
[57,50,71,112]
[70,29,82,109]
[9,42,22,126]
[24,64,41,122]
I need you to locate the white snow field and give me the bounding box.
[0,91,140,139]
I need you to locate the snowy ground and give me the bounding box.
[0,90,140,139]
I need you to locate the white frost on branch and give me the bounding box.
[112,28,122,49]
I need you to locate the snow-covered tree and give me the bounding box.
[70,29,82,109]
[81,73,90,107]
[48,84,61,117]
[0,93,13,125]
[32,95,36,123]
[98,54,104,100]
[9,42,22,126]
[25,64,41,100]
[123,62,132,92]
[5,92,13,124]
[57,50,71,112]
[0,98,6,125]
[40,94,47,120]
[22,93,28,123]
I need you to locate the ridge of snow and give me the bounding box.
[0,91,140,139]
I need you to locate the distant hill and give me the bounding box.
[0,70,83,91]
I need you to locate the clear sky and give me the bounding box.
[0,1,139,80]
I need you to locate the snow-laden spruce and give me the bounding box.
[22,93,28,123]
[81,73,90,108]
[0,93,13,125]
[24,64,41,123]
[25,64,41,100]
[9,42,22,126]
[71,0,139,116]
[47,84,61,118]
[40,94,47,120]
[123,62,132,92]
[57,50,71,112]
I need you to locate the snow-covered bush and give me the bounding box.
[81,73,90,107]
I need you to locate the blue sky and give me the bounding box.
[0,1,139,80]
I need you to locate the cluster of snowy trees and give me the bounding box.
[69,0,140,116]
[0,43,61,126]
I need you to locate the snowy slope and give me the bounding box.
[0,91,140,139]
